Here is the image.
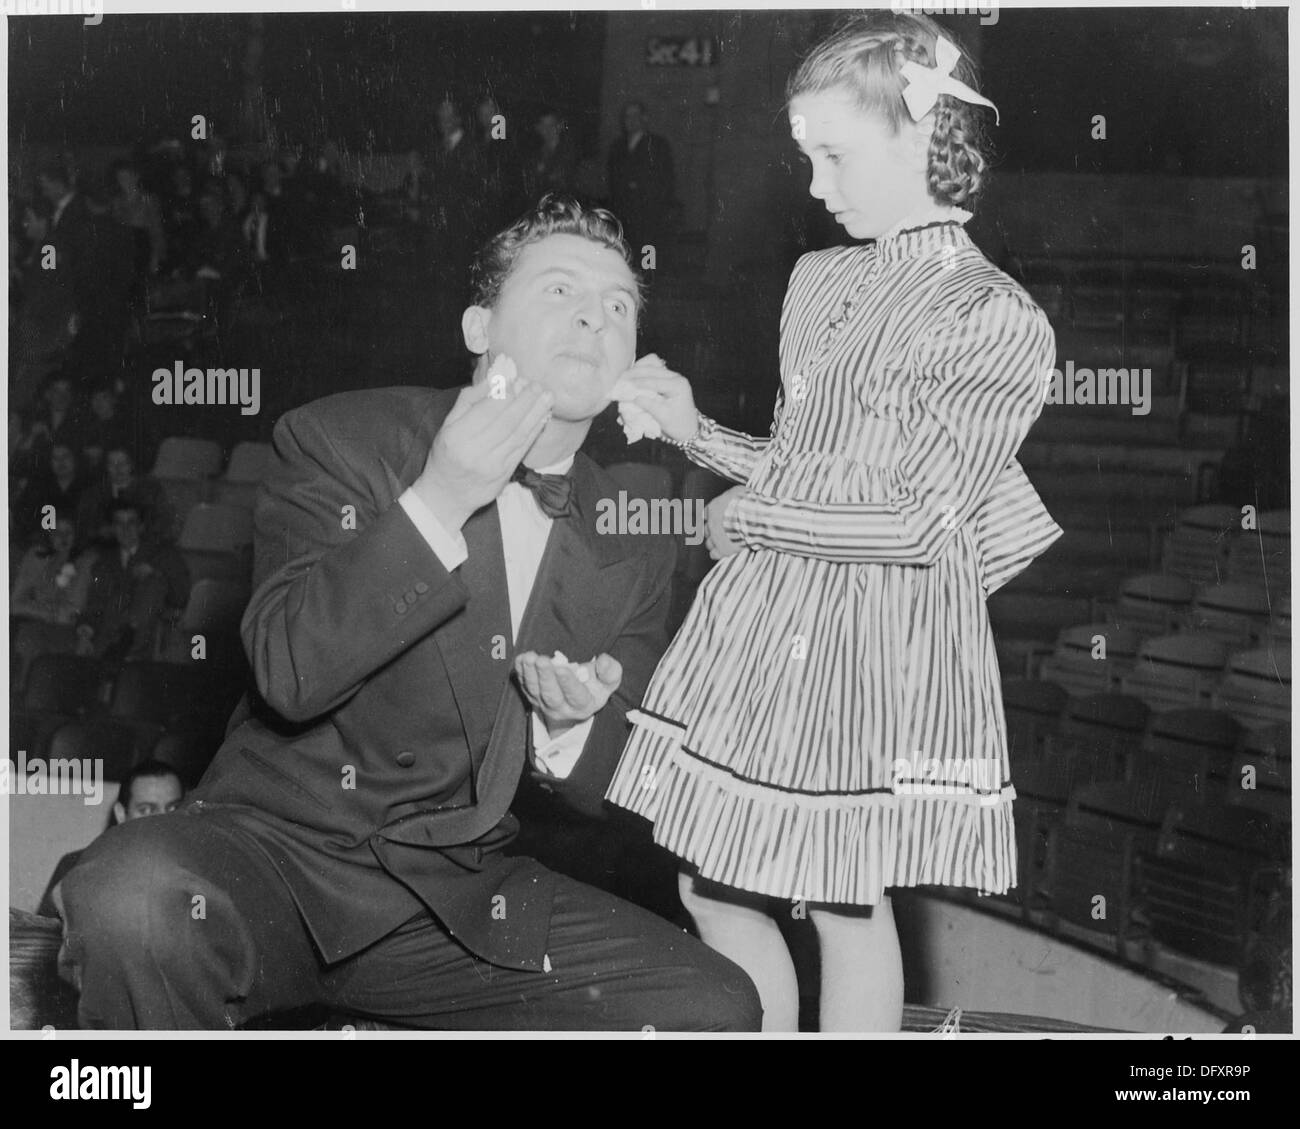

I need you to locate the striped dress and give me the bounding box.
[605,220,1063,905]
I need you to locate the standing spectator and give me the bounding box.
[109,159,166,277]
[473,93,527,226]
[36,159,135,369]
[76,500,190,666]
[161,163,201,270]
[9,198,80,410]
[528,109,579,201]
[606,101,677,259]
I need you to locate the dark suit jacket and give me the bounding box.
[189,387,675,971]
[607,132,676,241]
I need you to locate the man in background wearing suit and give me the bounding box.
[60,195,761,1032]
[606,101,677,263]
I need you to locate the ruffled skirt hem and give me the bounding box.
[606,715,1018,906]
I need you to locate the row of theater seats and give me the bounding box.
[1000,681,1288,968]
[11,654,248,789]
[150,435,272,541]
[1034,625,1289,730]
[1153,504,1290,590]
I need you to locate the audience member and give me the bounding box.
[76,445,171,552]
[36,159,136,365]
[109,158,167,277]
[10,511,97,683]
[14,441,86,545]
[38,761,186,919]
[75,499,190,666]
[606,101,677,258]
[9,197,80,409]
[78,382,132,474]
[528,108,579,200]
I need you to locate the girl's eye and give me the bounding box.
[549,283,570,295]
[826,153,843,166]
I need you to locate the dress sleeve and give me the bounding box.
[680,387,783,485]
[722,287,1054,564]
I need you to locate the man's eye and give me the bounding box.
[826,153,843,166]
[609,299,628,317]
[548,283,570,295]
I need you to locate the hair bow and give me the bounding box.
[899,35,1000,126]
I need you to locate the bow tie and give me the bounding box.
[510,464,575,519]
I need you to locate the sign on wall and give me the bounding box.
[646,35,717,67]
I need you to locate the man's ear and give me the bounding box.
[112,802,126,825]
[461,305,492,355]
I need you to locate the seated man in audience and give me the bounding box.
[13,440,86,546]
[76,500,190,666]
[78,382,131,475]
[38,761,185,919]
[76,445,172,551]
[59,194,760,1032]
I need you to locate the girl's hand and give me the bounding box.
[609,355,700,444]
[705,486,748,560]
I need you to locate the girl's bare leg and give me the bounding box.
[811,895,904,1032]
[678,870,799,1032]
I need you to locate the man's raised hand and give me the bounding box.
[413,360,554,532]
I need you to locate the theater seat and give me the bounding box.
[1119,633,1227,712]
[1213,647,1291,730]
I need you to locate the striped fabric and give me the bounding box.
[605,221,1063,905]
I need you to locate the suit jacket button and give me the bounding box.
[405,588,417,602]
[394,599,407,614]
[396,751,416,767]
[414,581,429,594]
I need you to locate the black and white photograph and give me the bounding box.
[3,0,1291,1058]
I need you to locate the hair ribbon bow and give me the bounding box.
[899,35,1000,125]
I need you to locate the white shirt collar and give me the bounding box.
[533,454,575,476]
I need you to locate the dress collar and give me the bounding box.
[873,205,973,264]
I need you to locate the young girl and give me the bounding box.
[605,12,1063,1031]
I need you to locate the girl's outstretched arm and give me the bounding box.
[721,287,1055,564]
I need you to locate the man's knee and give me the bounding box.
[688,946,763,1032]
[61,817,201,967]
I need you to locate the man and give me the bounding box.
[606,101,677,261]
[76,445,172,552]
[61,195,761,1031]
[75,500,190,665]
[38,762,185,919]
[35,160,135,370]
